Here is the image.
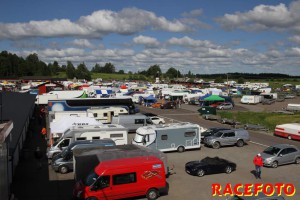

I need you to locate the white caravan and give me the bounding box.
[132,122,205,152]
[240,95,263,104]
[87,107,128,123]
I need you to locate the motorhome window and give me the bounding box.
[135,119,145,124]
[161,135,168,140]
[92,136,100,139]
[59,139,70,148]
[110,133,123,138]
[184,131,196,137]
[76,137,87,140]
[113,172,136,185]
[93,113,98,117]
[104,113,108,117]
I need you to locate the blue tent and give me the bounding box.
[199,94,211,100]
[143,95,157,107]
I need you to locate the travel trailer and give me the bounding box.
[111,114,152,132]
[87,106,128,123]
[274,123,300,140]
[132,122,205,152]
[240,95,263,104]
[47,124,128,159]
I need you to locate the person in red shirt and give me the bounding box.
[253,153,263,179]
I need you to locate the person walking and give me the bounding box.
[253,153,263,179]
[41,127,47,140]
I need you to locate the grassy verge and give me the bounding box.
[218,111,300,131]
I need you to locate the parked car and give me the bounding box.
[201,127,231,142]
[202,114,221,121]
[260,144,300,168]
[160,101,176,109]
[284,94,295,99]
[203,129,250,149]
[185,157,236,177]
[217,103,233,110]
[244,124,269,131]
[151,102,163,108]
[209,102,224,108]
[150,116,165,124]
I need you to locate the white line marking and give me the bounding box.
[249,141,269,147]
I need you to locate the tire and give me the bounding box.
[287,135,292,140]
[86,197,98,200]
[236,140,244,147]
[225,166,232,174]
[159,121,163,124]
[59,165,69,174]
[146,188,159,200]
[212,142,220,149]
[177,146,185,153]
[271,161,278,168]
[197,169,205,177]
[295,157,300,164]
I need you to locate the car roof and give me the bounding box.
[269,144,298,149]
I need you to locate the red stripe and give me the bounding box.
[275,127,284,131]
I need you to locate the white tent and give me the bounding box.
[50,116,102,139]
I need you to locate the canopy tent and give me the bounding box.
[199,93,211,100]
[204,95,225,101]
[143,95,157,107]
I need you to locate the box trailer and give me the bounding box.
[132,122,205,152]
[72,144,170,181]
[286,104,300,112]
[274,123,300,140]
[240,95,262,104]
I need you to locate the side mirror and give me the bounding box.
[279,154,283,157]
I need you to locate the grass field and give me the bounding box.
[218,111,300,131]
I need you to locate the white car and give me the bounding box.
[150,116,165,124]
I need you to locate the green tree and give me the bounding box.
[237,77,245,84]
[66,61,76,79]
[102,62,116,73]
[91,63,101,73]
[214,77,224,83]
[118,69,125,74]
[165,67,180,79]
[75,63,91,80]
[147,65,161,77]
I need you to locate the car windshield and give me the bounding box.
[263,146,281,155]
[84,171,99,186]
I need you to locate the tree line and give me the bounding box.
[0,51,298,81]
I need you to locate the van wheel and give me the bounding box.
[212,142,220,149]
[146,188,159,200]
[271,161,278,168]
[59,165,69,174]
[177,146,185,153]
[236,140,244,147]
[288,135,292,140]
[295,157,300,164]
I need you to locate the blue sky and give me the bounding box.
[1,0,300,75]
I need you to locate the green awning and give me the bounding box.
[204,95,225,101]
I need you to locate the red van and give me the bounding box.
[73,156,169,200]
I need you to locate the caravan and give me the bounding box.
[111,114,152,132]
[87,107,128,123]
[47,124,128,159]
[132,122,205,152]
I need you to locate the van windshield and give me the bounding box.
[84,171,99,186]
[133,133,144,143]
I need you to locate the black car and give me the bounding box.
[201,127,231,142]
[185,157,236,177]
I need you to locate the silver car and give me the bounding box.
[260,144,300,168]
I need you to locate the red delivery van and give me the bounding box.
[73,156,169,200]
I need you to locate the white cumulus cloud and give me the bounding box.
[133,35,160,47]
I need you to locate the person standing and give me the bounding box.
[253,153,263,179]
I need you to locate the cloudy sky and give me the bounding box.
[1,0,300,75]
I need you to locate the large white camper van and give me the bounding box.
[47,124,128,159]
[132,122,205,152]
[87,106,128,123]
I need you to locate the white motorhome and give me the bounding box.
[87,106,128,123]
[48,110,94,123]
[274,123,300,141]
[132,122,205,152]
[47,124,128,159]
[240,95,263,104]
[111,114,152,132]
[286,104,300,112]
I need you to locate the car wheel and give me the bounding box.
[159,121,163,124]
[212,142,220,149]
[236,140,244,147]
[287,135,292,140]
[205,116,208,120]
[59,165,69,174]
[271,161,278,168]
[225,166,232,174]
[197,169,205,177]
[177,146,185,153]
[146,188,158,200]
[86,197,98,200]
[295,157,300,164]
